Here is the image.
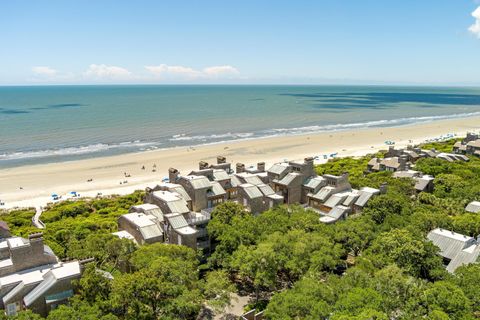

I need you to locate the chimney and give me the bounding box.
[236,163,245,173]
[79,257,95,265]
[217,156,226,164]
[28,233,45,255]
[257,162,265,172]
[199,161,209,170]
[28,232,43,240]
[399,155,408,170]
[341,172,349,179]
[304,157,314,164]
[168,168,179,183]
[380,182,388,194]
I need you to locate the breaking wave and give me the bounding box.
[0,141,158,161]
[1,111,478,163]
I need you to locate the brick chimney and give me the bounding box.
[236,163,245,173]
[399,155,408,171]
[303,157,315,177]
[217,156,226,164]
[257,162,265,172]
[199,161,209,170]
[169,168,179,183]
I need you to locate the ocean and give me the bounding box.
[1,85,480,168]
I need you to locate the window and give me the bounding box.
[6,302,19,316]
[45,289,74,304]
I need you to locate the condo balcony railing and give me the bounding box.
[188,210,211,225]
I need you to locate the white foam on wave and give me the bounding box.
[0,141,158,161]
[169,132,254,141]
[2,111,478,162]
[264,111,480,135]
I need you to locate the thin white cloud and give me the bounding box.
[145,64,200,78]
[83,64,132,79]
[469,6,480,38]
[28,63,240,83]
[203,65,239,76]
[145,64,239,80]
[32,66,57,76]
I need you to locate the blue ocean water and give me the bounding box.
[1,85,480,168]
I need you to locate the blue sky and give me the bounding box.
[1,0,480,85]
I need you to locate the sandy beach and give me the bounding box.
[1,116,479,209]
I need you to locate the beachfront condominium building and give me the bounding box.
[368,146,468,173]
[169,165,227,211]
[113,155,383,252]
[367,155,409,172]
[269,157,316,204]
[114,207,164,245]
[142,189,203,250]
[453,133,480,157]
[0,231,84,317]
[304,173,381,223]
[393,170,435,193]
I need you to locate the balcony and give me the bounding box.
[187,210,211,225]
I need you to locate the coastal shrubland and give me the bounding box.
[2,140,480,319]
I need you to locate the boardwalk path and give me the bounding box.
[32,206,45,229]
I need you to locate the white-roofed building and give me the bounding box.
[212,169,238,200]
[0,230,85,317]
[319,205,351,224]
[306,173,352,211]
[237,184,265,214]
[427,228,480,273]
[270,158,316,205]
[163,214,198,249]
[465,201,480,213]
[235,172,264,186]
[149,190,190,215]
[0,234,57,278]
[393,170,435,193]
[117,212,164,245]
[147,182,193,211]
[453,133,478,155]
[23,261,81,316]
[175,174,227,212]
[266,162,290,181]
[129,203,164,222]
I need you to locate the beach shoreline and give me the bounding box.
[1,116,479,210]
